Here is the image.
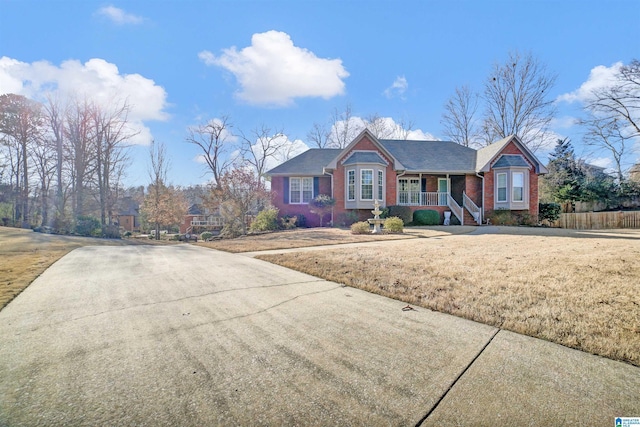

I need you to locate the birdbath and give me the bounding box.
[367,200,384,234]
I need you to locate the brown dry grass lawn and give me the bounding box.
[0,227,151,310]
[197,226,476,253]
[257,227,640,366]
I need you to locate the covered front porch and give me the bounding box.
[396,174,483,225]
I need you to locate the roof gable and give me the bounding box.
[476,135,548,174]
[492,154,531,169]
[342,151,389,166]
[326,129,403,170]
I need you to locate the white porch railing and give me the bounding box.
[191,216,224,227]
[447,195,464,225]
[398,191,448,206]
[463,192,482,225]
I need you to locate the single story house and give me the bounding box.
[266,129,548,227]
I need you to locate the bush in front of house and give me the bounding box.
[387,205,412,224]
[75,215,101,237]
[350,221,371,234]
[539,203,561,223]
[200,231,214,241]
[336,210,359,227]
[383,216,403,233]
[249,207,280,232]
[101,225,121,239]
[413,209,440,226]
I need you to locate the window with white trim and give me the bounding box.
[361,169,373,200]
[347,170,355,201]
[497,173,507,202]
[377,170,384,200]
[290,177,313,204]
[512,172,524,202]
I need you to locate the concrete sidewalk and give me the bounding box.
[0,244,638,426]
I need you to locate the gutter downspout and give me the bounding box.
[476,172,484,224]
[323,168,334,226]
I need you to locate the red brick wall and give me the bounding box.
[270,175,332,227]
[484,141,541,219]
[332,135,397,221]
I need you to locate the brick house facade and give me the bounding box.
[266,130,547,227]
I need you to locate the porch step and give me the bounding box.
[463,209,479,226]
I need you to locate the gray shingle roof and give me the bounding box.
[266,148,342,175]
[379,140,477,172]
[342,151,388,165]
[492,154,530,168]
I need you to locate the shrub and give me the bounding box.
[250,207,280,232]
[101,225,121,239]
[281,215,297,229]
[336,210,359,227]
[387,206,412,224]
[383,216,403,233]
[539,203,561,223]
[489,209,517,225]
[413,209,440,226]
[75,216,101,237]
[200,231,214,241]
[350,221,371,234]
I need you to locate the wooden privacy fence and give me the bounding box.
[552,211,640,229]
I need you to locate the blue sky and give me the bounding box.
[1,0,639,187]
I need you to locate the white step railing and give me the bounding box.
[398,191,448,206]
[463,192,482,225]
[447,195,464,225]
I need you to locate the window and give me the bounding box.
[347,170,355,201]
[497,173,507,202]
[361,169,373,200]
[512,172,524,202]
[290,177,313,204]
[377,170,384,200]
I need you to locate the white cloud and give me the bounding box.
[199,31,349,106]
[0,56,169,145]
[97,5,144,25]
[557,62,622,104]
[383,76,408,99]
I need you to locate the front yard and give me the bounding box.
[255,227,640,366]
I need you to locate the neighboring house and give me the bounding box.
[266,130,548,227]
[112,197,140,232]
[179,204,224,234]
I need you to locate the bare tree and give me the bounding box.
[0,94,45,224]
[582,115,631,183]
[185,115,237,187]
[329,103,362,148]
[364,113,396,139]
[580,59,640,180]
[482,51,557,152]
[240,124,289,181]
[441,85,481,147]
[307,122,332,148]
[64,98,97,218]
[30,134,57,226]
[91,99,135,226]
[586,59,640,138]
[44,94,68,219]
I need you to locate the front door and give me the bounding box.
[438,178,449,206]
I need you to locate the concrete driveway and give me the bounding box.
[1,244,638,426]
